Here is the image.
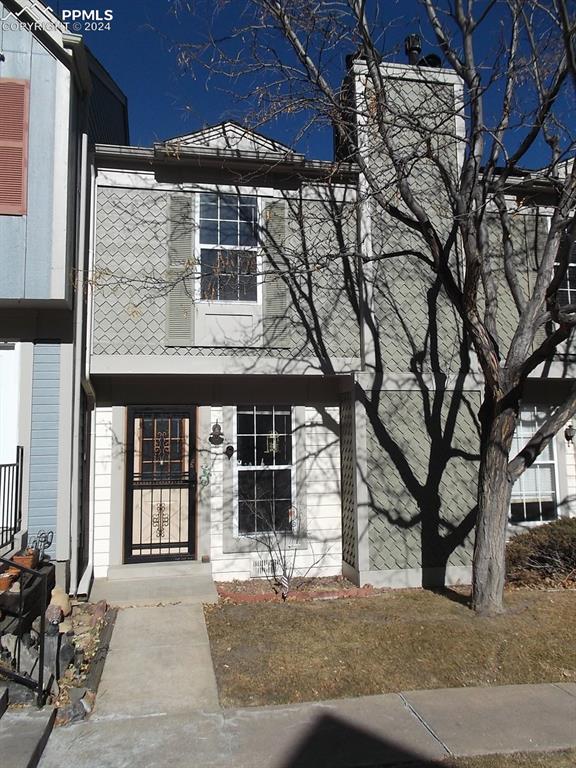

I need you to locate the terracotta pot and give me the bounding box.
[12,549,39,569]
[0,573,14,591]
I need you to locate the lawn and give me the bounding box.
[204,588,576,707]
[446,750,576,767]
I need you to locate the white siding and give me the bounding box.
[563,425,576,517]
[92,407,113,577]
[210,406,343,581]
[0,344,20,463]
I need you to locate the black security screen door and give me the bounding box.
[125,409,196,562]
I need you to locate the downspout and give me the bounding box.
[69,127,90,595]
[75,155,98,598]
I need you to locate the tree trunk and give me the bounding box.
[472,404,517,615]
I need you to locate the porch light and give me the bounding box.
[209,421,224,445]
[565,424,575,443]
[266,430,280,455]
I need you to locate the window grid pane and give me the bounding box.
[199,194,258,301]
[510,405,558,523]
[556,252,576,307]
[237,406,293,534]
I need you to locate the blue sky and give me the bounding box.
[51,0,427,157]
[49,1,573,167]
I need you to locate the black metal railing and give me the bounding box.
[0,446,24,551]
[0,556,52,707]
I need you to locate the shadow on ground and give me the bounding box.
[279,712,447,768]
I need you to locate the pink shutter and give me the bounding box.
[0,79,29,216]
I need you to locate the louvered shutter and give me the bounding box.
[165,193,195,345]
[262,199,291,349]
[0,80,29,216]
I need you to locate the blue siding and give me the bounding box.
[0,3,57,300]
[28,344,60,555]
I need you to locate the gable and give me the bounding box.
[163,122,296,157]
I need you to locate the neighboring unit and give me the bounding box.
[0,0,128,591]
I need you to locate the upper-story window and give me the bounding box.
[0,79,29,216]
[199,193,258,301]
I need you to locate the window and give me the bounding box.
[135,414,188,483]
[199,193,258,301]
[558,243,576,307]
[510,406,558,523]
[236,405,293,534]
[0,79,29,216]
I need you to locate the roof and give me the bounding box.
[161,122,302,161]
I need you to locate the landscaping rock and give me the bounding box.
[0,632,17,658]
[56,699,87,726]
[89,600,107,627]
[18,643,39,677]
[58,619,73,634]
[51,586,72,617]
[69,686,88,704]
[59,637,75,671]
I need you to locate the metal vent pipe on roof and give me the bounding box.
[405,34,422,65]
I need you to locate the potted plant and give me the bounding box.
[12,546,39,569]
[0,569,15,591]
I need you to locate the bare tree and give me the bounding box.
[121,0,576,614]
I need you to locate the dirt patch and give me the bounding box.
[205,588,576,708]
[216,575,382,603]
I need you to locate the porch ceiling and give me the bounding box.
[90,373,353,406]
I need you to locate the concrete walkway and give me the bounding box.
[95,603,219,718]
[39,683,576,767]
[38,599,576,767]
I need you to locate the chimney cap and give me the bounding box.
[405,34,422,65]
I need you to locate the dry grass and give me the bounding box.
[447,750,576,767]
[204,588,576,707]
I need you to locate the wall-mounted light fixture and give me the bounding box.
[209,420,224,445]
[225,445,235,460]
[565,424,575,443]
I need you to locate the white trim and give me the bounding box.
[95,170,355,203]
[55,343,73,562]
[194,191,262,306]
[232,405,297,538]
[50,62,71,302]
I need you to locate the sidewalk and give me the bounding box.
[38,600,576,768]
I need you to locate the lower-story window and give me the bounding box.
[236,405,293,534]
[510,406,558,523]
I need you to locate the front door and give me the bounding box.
[125,408,196,563]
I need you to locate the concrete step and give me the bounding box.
[105,561,213,580]
[0,707,56,768]
[90,565,218,607]
[0,684,8,719]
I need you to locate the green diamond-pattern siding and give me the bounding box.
[367,390,479,571]
[365,76,464,374]
[285,197,360,359]
[93,186,360,359]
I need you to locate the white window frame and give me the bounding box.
[557,244,576,308]
[232,405,297,539]
[194,188,262,306]
[510,405,561,527]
